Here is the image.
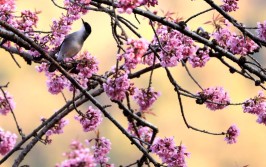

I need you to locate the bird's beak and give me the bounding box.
[81,18,85,25]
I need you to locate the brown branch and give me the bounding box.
[0,28,31,50]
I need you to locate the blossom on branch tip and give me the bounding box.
[87,137,112,165]
[257,21,266,41]
[128,123,153,143]
[118,38,149,70]
[243,91,266,115]
[152,25,197,67]
[151,137,190,167]
[133,87,160,111]
[75,106,103,132]
[197,87,230,110]
[242,91,266,126]
[188,47,210,68]
[257,112,266,125]
[224,124,239,144]
[0,0,16,23]
[0,91,15,115]
[117,0,158,14]
[76,51,99,78]
[40,117,69,143]
[46,74,69,95]
[103,69,135,101]
[55,140,96,167]
[221,0,239,12]
[0,128,17,156]
[212,28,259,56]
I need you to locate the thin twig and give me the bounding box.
[0,83,24,137]
[185,8,214,23]
[8,51,21,68]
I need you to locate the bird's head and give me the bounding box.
[81,18,91,35]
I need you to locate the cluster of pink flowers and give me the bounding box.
[0,0,16,24]
[257,112,266,125]
[197,87,230,111]
[76,51,99,78]
[0,0,42,55]
[0,127,17,156]
[133,87,160,111]
[257,21,266,41]
[75,106,103,132]
[188,47,210,68]
[117,0,158,14]
[36,64,66,94]
[103,69,135,101]
[56,140,96,167]
[152,25,197,67]
[46,74,69,95]
[221,0,239,12]
[127,123,153,143]
[88,137,112,165]
[212,27,259,56]
[0,91,15,115]
[64,0,90,17]
[118,38,149,70]
[41,117,69,144]
[243,91,266,125]
[16,10,40,33]
[224,124,240,144]
[37,51,98,94]
[150,137,190,167]
[42,118,69,136]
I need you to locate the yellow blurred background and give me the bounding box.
[1,0,266,166]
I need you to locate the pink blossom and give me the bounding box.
[103,69,135,101]
[75,106,103,132]
[142,54,159,66]
[152,25,197,67]
[224,124,240,144]
[46,74,69,94]
[167,145,190,167]
[257,21,266,41]
[0,128,17,156]
[55,140,96,167]
[243,91,266,115]
[133,87,160,111]
[188,48,210,68]
[150,137,176,158]
[197,87,230,110]
[76,51,99,78]
[0,91,15,115]
[151,137,190,167]
[257,112,266,125]
[117,0,158,14]
[0,0,16,24]
[118,38,149,70]
[35,63,49,73]
[43,118,69,136]
[127,123,153,143]
[88,137,112,165]
[212,24,259,56]
[212,28,232,48]
[16,10,40,32]
[68,74,89,91]
[226,35,258,56]
[221,0,239,12]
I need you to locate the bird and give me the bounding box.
[48,19,91,72]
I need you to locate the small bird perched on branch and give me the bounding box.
[48,19,91,72]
